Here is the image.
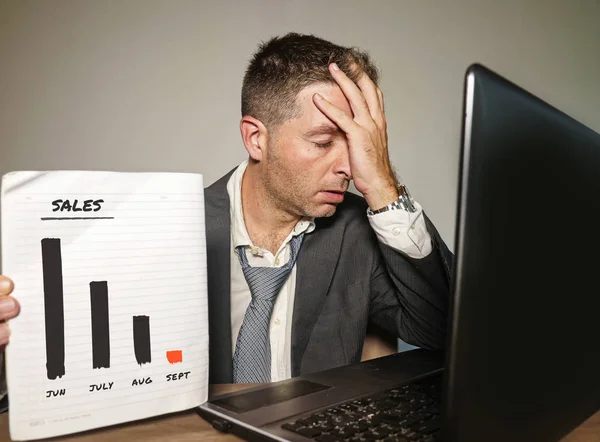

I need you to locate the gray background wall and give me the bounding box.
[1,0,599,252]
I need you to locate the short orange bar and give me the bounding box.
[166,350,183,364]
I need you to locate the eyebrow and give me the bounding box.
[304,124,342,137]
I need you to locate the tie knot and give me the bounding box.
[235,233,305,303]
[243,266,292,302]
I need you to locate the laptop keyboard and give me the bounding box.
[281,376,442,442]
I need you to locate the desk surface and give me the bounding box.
[0,384,598,442]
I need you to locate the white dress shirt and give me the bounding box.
[227,160,432,382]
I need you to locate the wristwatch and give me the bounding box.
[366,184,417,215]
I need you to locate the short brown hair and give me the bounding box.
[241,32,379,131]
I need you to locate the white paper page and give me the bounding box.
[1,171,209,441]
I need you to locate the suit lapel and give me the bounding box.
[204,172,235,383]
[291,216,345,376]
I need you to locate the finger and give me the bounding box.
[356,72,385,127]
[0,323,10,346]
[313,93,360,135]
[329,63,371,122]
[0,276,14,296]
[377,87,385,113]
[0,296,20,320]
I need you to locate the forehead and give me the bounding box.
[293,82,353,129]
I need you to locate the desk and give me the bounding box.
[0,384,598,442]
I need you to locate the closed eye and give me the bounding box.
[313,141,334,148]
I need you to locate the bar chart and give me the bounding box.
[40,237,183,377]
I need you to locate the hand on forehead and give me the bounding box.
[310,63,385,132]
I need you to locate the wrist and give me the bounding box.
[363,184,399,211]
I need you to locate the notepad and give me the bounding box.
[1,171,209,441]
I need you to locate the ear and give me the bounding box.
[240,116,269,162]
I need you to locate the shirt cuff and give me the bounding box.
[367,200,433,259]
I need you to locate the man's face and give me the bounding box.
[262,83,353,218]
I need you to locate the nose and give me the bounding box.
[333,143,352,180]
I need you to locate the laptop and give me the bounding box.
[197,64,600,442]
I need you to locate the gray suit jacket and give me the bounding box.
[205,170,454,383]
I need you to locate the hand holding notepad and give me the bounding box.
[1,171,209,441]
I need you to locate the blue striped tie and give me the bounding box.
[233,233,304,383]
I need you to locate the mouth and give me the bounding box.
[320,190,346,204]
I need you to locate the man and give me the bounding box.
[0,33,453,386]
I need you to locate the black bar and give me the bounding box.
[133,315,151,365]
[41,238,65,380]
[90,281,110,369]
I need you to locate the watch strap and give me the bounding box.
[366,184,417,215]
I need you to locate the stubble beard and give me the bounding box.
[263,154,338,220]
